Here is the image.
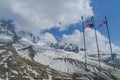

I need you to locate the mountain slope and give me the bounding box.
[1,19,120,80]
[0,46,71,80]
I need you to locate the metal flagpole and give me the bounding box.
[92,16,101,71]
[104,16,115,70]
[81,16,87,71]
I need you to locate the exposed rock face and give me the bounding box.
[50,43,79,53]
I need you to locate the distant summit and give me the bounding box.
[50,43,79,53]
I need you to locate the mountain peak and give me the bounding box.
[49,43,79,53]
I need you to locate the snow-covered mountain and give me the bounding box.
[49,43,79,53]
[1,19,120,80]
[0,46,71,80]
[0,20,17,46]
[0,20,38,46]
[17,31,38,43]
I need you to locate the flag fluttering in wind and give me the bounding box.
[86,18,94,28]
[99,20,107,27]
[86,23,93,28]
[99,16,115,70]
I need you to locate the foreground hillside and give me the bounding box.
[0,46,71,80]
[0,45,120,80]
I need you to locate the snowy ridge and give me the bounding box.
[0,46,71,80]
[1,19,120,79]
[49,43,79,53]
[28,44,111,73]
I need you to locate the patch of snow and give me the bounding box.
[17,49,31,60]
[110,70,120,79]
[11,70,18,74]
[6,72,9,80]
[21,38,34,45]
[4,63,8,68]
[0,55,10,65]
[8,51,14,55]
[27,67,38,76]
[48,75,52,80]
[0,34,12,40]
[0,50,5,53]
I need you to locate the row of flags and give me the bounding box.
[81,16,115,71]
[86,17,107,28]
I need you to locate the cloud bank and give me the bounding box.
[0,0,93,35]
[39,32,57,43]
[61,28,120,54]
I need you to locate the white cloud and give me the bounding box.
[62,30,83,47]
[61,28,120,54]
[0,0,93,35]
[39,32,57,43]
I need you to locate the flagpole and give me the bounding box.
[92,16,101,71]
[104,16,115,70]
[81,16,87,71]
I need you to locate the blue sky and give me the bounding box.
[44,0,120,46]
[92,0,120,46]
[90,1,119,47]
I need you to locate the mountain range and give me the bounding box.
[0,19,120,80]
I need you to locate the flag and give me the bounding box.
[99,20,107,27]
[86,23,93,28]
[86,17,94,28]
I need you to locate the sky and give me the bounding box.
[92,0,120,46]
[43,0,120,46]
[0,0,120,54]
